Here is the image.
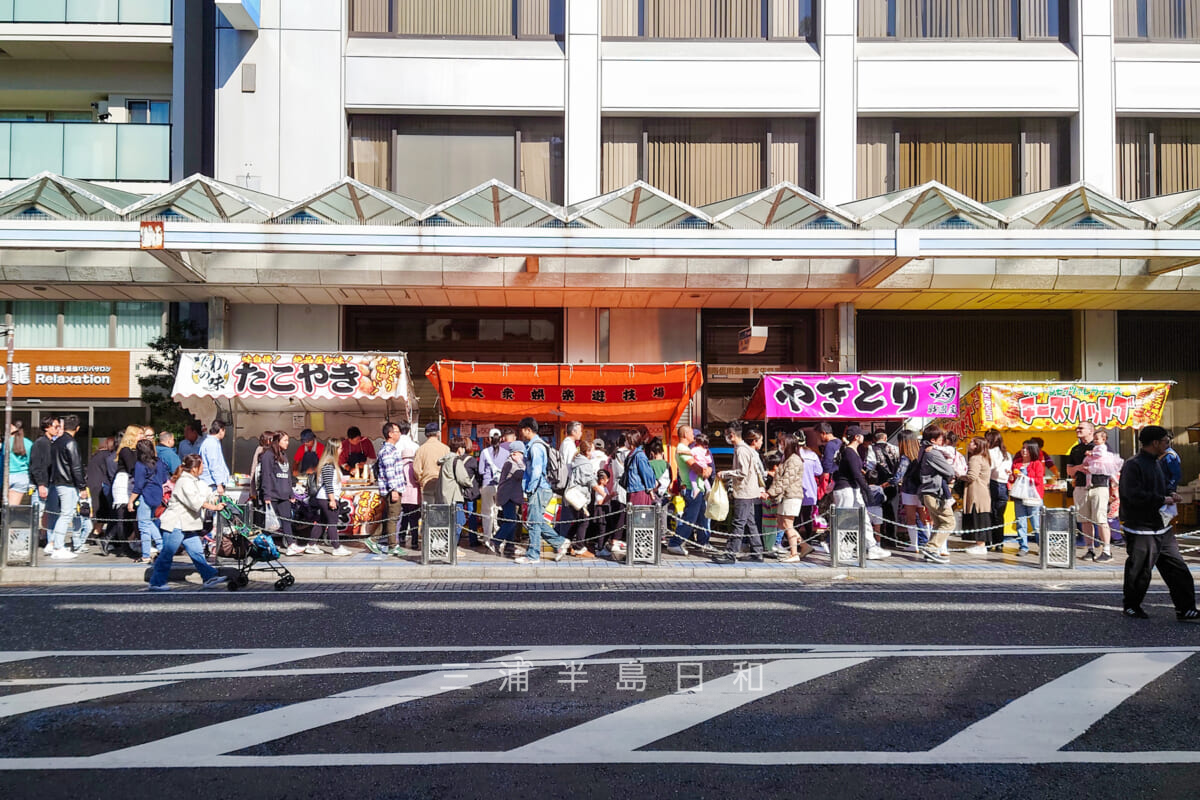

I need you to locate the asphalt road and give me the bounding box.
[0,579,1198,799]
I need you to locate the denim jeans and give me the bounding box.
[524,487,565,561]
[50,486,79,551]
[149,527,217,587]
[678,487,709,546]
[136,499,163,558]
[1013,500,1042,550]
[496,499,519,543]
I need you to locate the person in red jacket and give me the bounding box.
[292,429,324,472]
[1009,440,1046,556]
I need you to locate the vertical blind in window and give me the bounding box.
[858,0,1062,39]
[1116,118,1200,200]
[351,0,390,32]
[349,116,391,192]
[601,0,815,39]
[114,302,164,349]
[601,118,642,192]
[855,118,1069,202]
[62,301,110,348]
[519,120,564,207]
[12,300,57,347]
[351,0,560,36]
[1115,0,1200,40]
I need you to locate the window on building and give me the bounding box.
[1115,0,1200,40]
[856,117,1071,202]
[348,115,564,205]
[602,0,816,40]
[11,301,58,348]
[7,301,166,349]
[126,100,170,124]
[1117,118,1200,200]
[858,0,1065,40]
[350,0,564,37]
[602,117,814,206]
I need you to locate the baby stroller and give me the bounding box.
[216,500,295,591]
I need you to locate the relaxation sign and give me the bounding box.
[763,373,960,419]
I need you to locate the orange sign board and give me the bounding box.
[0,350,133,399]
[139,220,165,250]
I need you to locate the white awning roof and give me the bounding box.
[1132,188,1200,230]
[271,177,427,225]
[703,182,856,229]
[567,181,712,228]
[841,181,1006,230]
[123,174,285,222]
[420,180,564,227]
[992,182,1153,229]
[0,172,143,220]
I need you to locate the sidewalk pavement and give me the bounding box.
[6,539,1194,584]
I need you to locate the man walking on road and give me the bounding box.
[1120,425,1199,622]
[515,416,569,565]
[48,415,87,559]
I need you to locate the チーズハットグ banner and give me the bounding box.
[960,382,1172,433]
[763,374,960,419]
[172,351,408,401]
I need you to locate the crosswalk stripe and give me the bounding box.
[101,646,610,764]
[0,650,343,720]
[509,657,871,758]
[929,651,1193,758]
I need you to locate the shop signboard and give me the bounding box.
[0,350,132,399]
[763,373,959,419]
[172,351,409,402]
[958,382,1172,434]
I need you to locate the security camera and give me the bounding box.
[89,101,99,109]
[98,112,111,122]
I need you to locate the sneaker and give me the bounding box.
[73,544,91,555]
[553,540,570,562]
[772,545,789,556]
[330,546,352,557]
[867,546,892,560]
[711,552,737,564]
[283,544,305,557]
[43,542,54,555]
[514,556,540,565]
[573,548,596,559]
[1096,551,1113,563]
[665,544,687,556]
[303,545,324,555]
[812,542,830,555]
[964,544,987,556]
[1177,609,1200,622]
[1081,549,1096,561]
[49,549,78,560]
[363,538,385,555]
[146,547,156,559]
[146,584,170,592]
[939,548,950,558]
[1017,548,1029,556]
[921,546,949,564]
[781,554,801,563]
[388,546,407,557]
[1123,607,1149,619]
[201,575,228,589]
[598,548,612,558]
[484,540,502,557]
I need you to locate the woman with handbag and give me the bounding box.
[1009,440,1046,556]
[769,432,812,563]
[985,429,1012,542]
[564,449,598,557]
[128,439,170,564]
[962,437,993,555]
[109,426,141,558]
[260,431,301,556]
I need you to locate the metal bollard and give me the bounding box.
[626,504,661,566]
[1040,507,1076,570]
[830,506,867,568]
[421,503,456,565]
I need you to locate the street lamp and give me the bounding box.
[0,325,12,568]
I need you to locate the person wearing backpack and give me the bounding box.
[435,437,474,548]
[128,439,170,564]
[514,416,570,565]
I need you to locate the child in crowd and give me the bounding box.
[691,434,714,491]
[762,451,782,553]
[593,469,613,556]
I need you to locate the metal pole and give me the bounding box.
[0,326,12,569]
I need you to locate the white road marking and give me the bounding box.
[52,602,327,613]
[929,651,1193,758]
[101,646,609,764]
[0,650,343,720]
[836,601,1085,613]
[371,601,807,611]
[510,657,870,759]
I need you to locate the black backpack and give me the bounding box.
[536,442,567,493]
[868,443,899,484]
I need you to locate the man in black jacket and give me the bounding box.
[29,415,60,554]
[1119,425,1198,621]
[86,437,118,556]
[47,415,87,560]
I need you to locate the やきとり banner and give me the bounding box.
[763,373,960,419]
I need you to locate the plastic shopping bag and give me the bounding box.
[263,502,281,532]
[705,478,729,521]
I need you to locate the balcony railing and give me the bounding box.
[0,0,171,24]
[0,122,170,182]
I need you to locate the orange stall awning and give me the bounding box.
[425,361,703,432]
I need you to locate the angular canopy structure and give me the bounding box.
[426,361,703,434]
[123,174,285,222]
[271,177,427,225]
[420,180,564,227]
[992,182,1153,230]
[567,181,712,229]
[841,181,1006,230]
[1132,188,1200,230]
[704,182,856,230]
[0,172,143,220]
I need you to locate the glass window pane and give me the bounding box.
[66,0,118,22]
[394,118,516,204]
[127,101,148,124]
[118,0,170,23]
[115,124,169,181]
[63,123,117,181]
[14,0,64,22]
[0,124,9,180]
[148,101,170,125]
[10,122,64,179]
[0,1,12,23]
[115,301,163,348]
[12,301,58,348]
[63,302,111,348]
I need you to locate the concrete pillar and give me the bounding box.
[565,0,602,204]
[207,297,228,350]
[819,0,858,203]
[1078,0,1115,192]
[1075,309,1118,381]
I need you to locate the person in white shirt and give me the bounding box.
[1080,429,1122,562]
[555,421,583,543]
[477,428,508,545]
[984,429,1013,547]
